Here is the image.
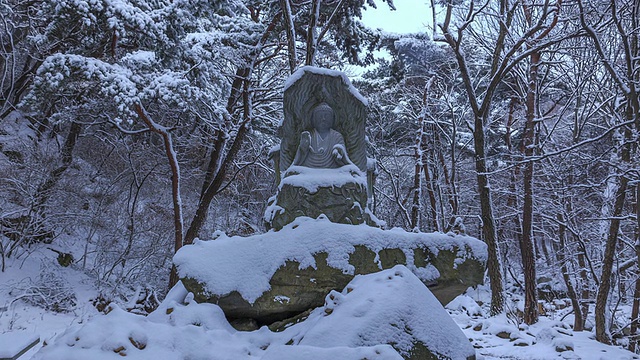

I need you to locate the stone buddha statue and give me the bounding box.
[292,103,352,168]
[265,66,379,230]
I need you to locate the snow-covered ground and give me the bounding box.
[0,245,101,359]
[447,288,640,360]
[2,243,639,360]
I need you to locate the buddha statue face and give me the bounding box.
[311,104,335,133]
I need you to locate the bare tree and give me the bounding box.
[183,10,283,246]
[438,0,569,316]
[577,0,640,344]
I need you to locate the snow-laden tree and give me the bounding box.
[437,0,579,319]
[14,0,263,287]
[576,0,640,345]
[8,0,406,289]
[357,34,472,233]
[278,0,396,70]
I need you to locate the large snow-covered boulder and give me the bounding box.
[284,265,476,360]
[174,217,487,326]
[30,283,406,360]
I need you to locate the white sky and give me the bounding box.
[361,0,432,34]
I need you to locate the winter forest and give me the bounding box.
[1,0,640,359]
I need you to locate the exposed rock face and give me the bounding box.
[175,218,486,327]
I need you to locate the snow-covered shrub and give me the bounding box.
[10,265,77,313]
[125,286,160,315]
[0,113,64,257]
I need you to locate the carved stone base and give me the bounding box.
[264,166,378,230]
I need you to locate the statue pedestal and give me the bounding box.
[264,165,379,230]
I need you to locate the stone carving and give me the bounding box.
[266,67,376,230]
[278,67,368,175]
[292,103,352,169]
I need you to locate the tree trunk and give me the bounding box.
[505,97,523,272]
[565,195,590,330]
[305,0,321,65]
[595,124,633,343]
[577,250,590,329]
[630,185,640,352]
[134,104,184,289]
[410,137,422,231]
[280,0,297,73]
[474,113,504,315]
[509,168,523,260]
[420,79,439,231]
[422,157,439,232]
[446,108,459,216]
[434,128,457,219]
[518,0,561,323]
[520,49,540,325]
[557,213,584,331]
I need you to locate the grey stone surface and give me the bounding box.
[181,238,484,327]
[267,67,375,230]
[265,166,377,231]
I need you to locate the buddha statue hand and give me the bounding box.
[332,144,352,166]
[300,131,311,150]
[332,144,344,160]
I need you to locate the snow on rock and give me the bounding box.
[446,294,485,318]
[174,216,487,305]
[279,165,366,193]
[174,216,486,325]
[260,345,403,360]
[447,287,640,360]
[287,265,476,360]
[264,166,379,230]
[283,66,368,106]
[31,303,255,360]
[33,267,473,360]
[28,276,412,360]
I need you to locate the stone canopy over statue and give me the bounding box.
[265,67,379,230]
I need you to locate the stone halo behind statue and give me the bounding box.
[277,67,368,176]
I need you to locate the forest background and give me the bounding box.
[1,0,639,352]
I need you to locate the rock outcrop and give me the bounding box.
[175,217,487,326]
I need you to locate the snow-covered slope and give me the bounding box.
[3,237,640,359]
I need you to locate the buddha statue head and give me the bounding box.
[311,103,335,134]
